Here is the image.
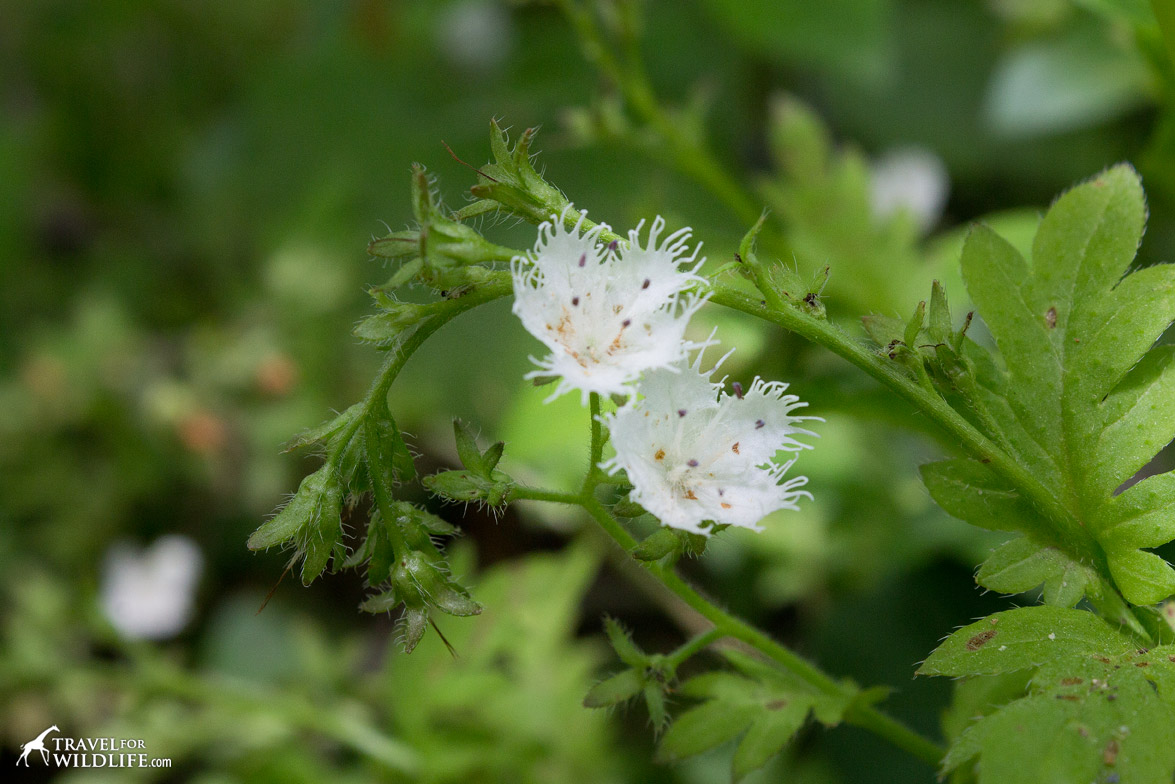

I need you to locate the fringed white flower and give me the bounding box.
[602,353,818,535]
[511,207,708,403]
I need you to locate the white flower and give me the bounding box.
[100,535,202,640]
[869,147,949,235]
[511,208,708,403]
[602,354,818,534]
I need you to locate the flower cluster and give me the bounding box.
[511,209,818,534]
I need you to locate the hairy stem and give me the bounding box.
[664,628,723,671]
[577,495,944,766]
[330,275,514,470]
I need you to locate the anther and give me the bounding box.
[578,253,587,268]
[755,419,765,429]
[687,459,699,467]
[607,240,619,251]
[732,381,744,399]
[641,279,650,289]
[622,319,631,328]
[571,296,580,306]
[677,409,687,417]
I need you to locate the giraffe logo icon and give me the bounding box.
[16,725,59,766]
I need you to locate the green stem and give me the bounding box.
[664,628,723,671]
[582,392,606,494]
[577,495,944,766]
[554,0,768,231]
[329,274,514,471]
[325,274,514,554]
[565,388,942,764]
[511,486,584,506]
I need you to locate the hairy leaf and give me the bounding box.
[976,536,1100,608]
[248,465,343,585]
[942,646,1175,783]
[919,607,1134,677]
[953,166,1175,604]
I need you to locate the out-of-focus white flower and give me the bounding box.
[101,535,202,640]
[602,354,818,535]
[869,147,950,234]
[437,0,515,73]
[511,208,709,403]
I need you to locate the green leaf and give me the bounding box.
[957,166,1175,605]
[657,699,762,762]
[282,405,358,453]
[760,94,936,316]
[731,700,812,782]
[453,418,485,475]
[471,121,571,225]
[941,670,1033,745]
[400,607,429,653]
[366,399,416,490]
[919,607,1134,677]
[942,647,1175,783]
[644,682,669,734]
[658,649,849,777]
[631,528,678,561]
[248,465,344,585]
[424,469,512,507]
[583,669,644,708]
[353,305,428,345]
[920,459,1040,534]
[603,617,646,669]
[976,536,1099,607]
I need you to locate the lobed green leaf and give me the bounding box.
[919,607,1134,677]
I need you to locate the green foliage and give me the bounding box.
[470,120,573,226]
[923,607,1175,783]
[423,419,514,507]
[383,543,621,784]
[366,164,515,294]
[975,536,1100,608]
[909,166,1175,606]
[582,618,678,731]
[758,95,938,315]
[658,650,856,781]
[984,19,1153,138]
[734,213,830,318]
[696,0,893,84]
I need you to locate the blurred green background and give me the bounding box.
[3,1,1174,781]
